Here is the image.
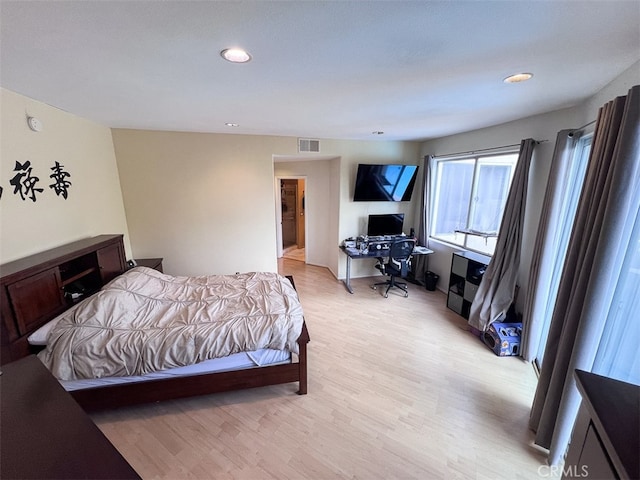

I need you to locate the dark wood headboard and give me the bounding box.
[0,235,126,365]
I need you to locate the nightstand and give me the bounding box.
[134,258,163,272]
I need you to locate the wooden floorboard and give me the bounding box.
[91,259,555,479]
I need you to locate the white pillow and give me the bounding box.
[27,317,62,345]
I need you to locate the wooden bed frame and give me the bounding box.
[70,322,309,411]
[0,235,309,411]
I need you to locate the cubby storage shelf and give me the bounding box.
[447,250,491,319]
[61,267,99,287]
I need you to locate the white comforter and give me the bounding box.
[38,268,305,381]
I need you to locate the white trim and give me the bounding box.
[433,145,520,161]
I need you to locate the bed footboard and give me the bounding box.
[71,321,310,411]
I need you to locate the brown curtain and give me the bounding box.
[529,85,640,465]
[468,139,535,331]
[412,155,432,285]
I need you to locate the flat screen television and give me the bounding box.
[367,213,404,237]
[353,164,418,202]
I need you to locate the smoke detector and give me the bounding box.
[27,116,43,132]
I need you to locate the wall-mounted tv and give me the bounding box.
[367,213,404,236]
[353,164,419,201]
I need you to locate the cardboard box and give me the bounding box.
[483,322,522,356]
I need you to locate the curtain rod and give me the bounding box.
[569,119,597,136]
[431,139,546,159]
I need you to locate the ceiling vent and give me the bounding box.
[298,138,320,153]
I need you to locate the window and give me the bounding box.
[430,152,519,255]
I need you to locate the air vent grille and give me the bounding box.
[298,138,320,153]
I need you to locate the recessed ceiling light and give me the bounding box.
[220,48,252,63]
[504,73,533,84]
[225,123,239,127]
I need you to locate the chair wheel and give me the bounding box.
[404,292,409,297]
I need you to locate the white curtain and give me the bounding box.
[468,139,535,331]
[521,130,579,361]
[593,211,640,384]
[529,85,640,465]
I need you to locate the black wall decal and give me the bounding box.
[10,160,43,202]
[49,161,72,199]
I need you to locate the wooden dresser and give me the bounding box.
[563,370,639,479]
[0,355,140,479]
[1,235,126,364]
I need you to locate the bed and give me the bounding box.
[0,235,309,411]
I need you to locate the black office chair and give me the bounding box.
[372,238,416,297]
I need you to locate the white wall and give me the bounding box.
[421,61,640,309]
[0,88,131,263]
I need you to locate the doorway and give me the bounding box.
[278,178,306,261]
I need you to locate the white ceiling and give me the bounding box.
[1,1,638,142]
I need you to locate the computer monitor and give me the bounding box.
[367,213,404,236]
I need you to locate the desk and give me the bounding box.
[340,245,433,294]
[0,355,140,479]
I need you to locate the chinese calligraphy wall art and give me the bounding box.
[7,160,72,202]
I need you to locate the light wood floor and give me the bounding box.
[283,247,305,262]
[92,259,553,479]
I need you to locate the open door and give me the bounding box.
[281,179,297,249]
[276,177,306,261]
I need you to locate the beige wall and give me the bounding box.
[112,129,298,276]
[114,130,421,278]
[0,92,421,278]
[0,88,131,263]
